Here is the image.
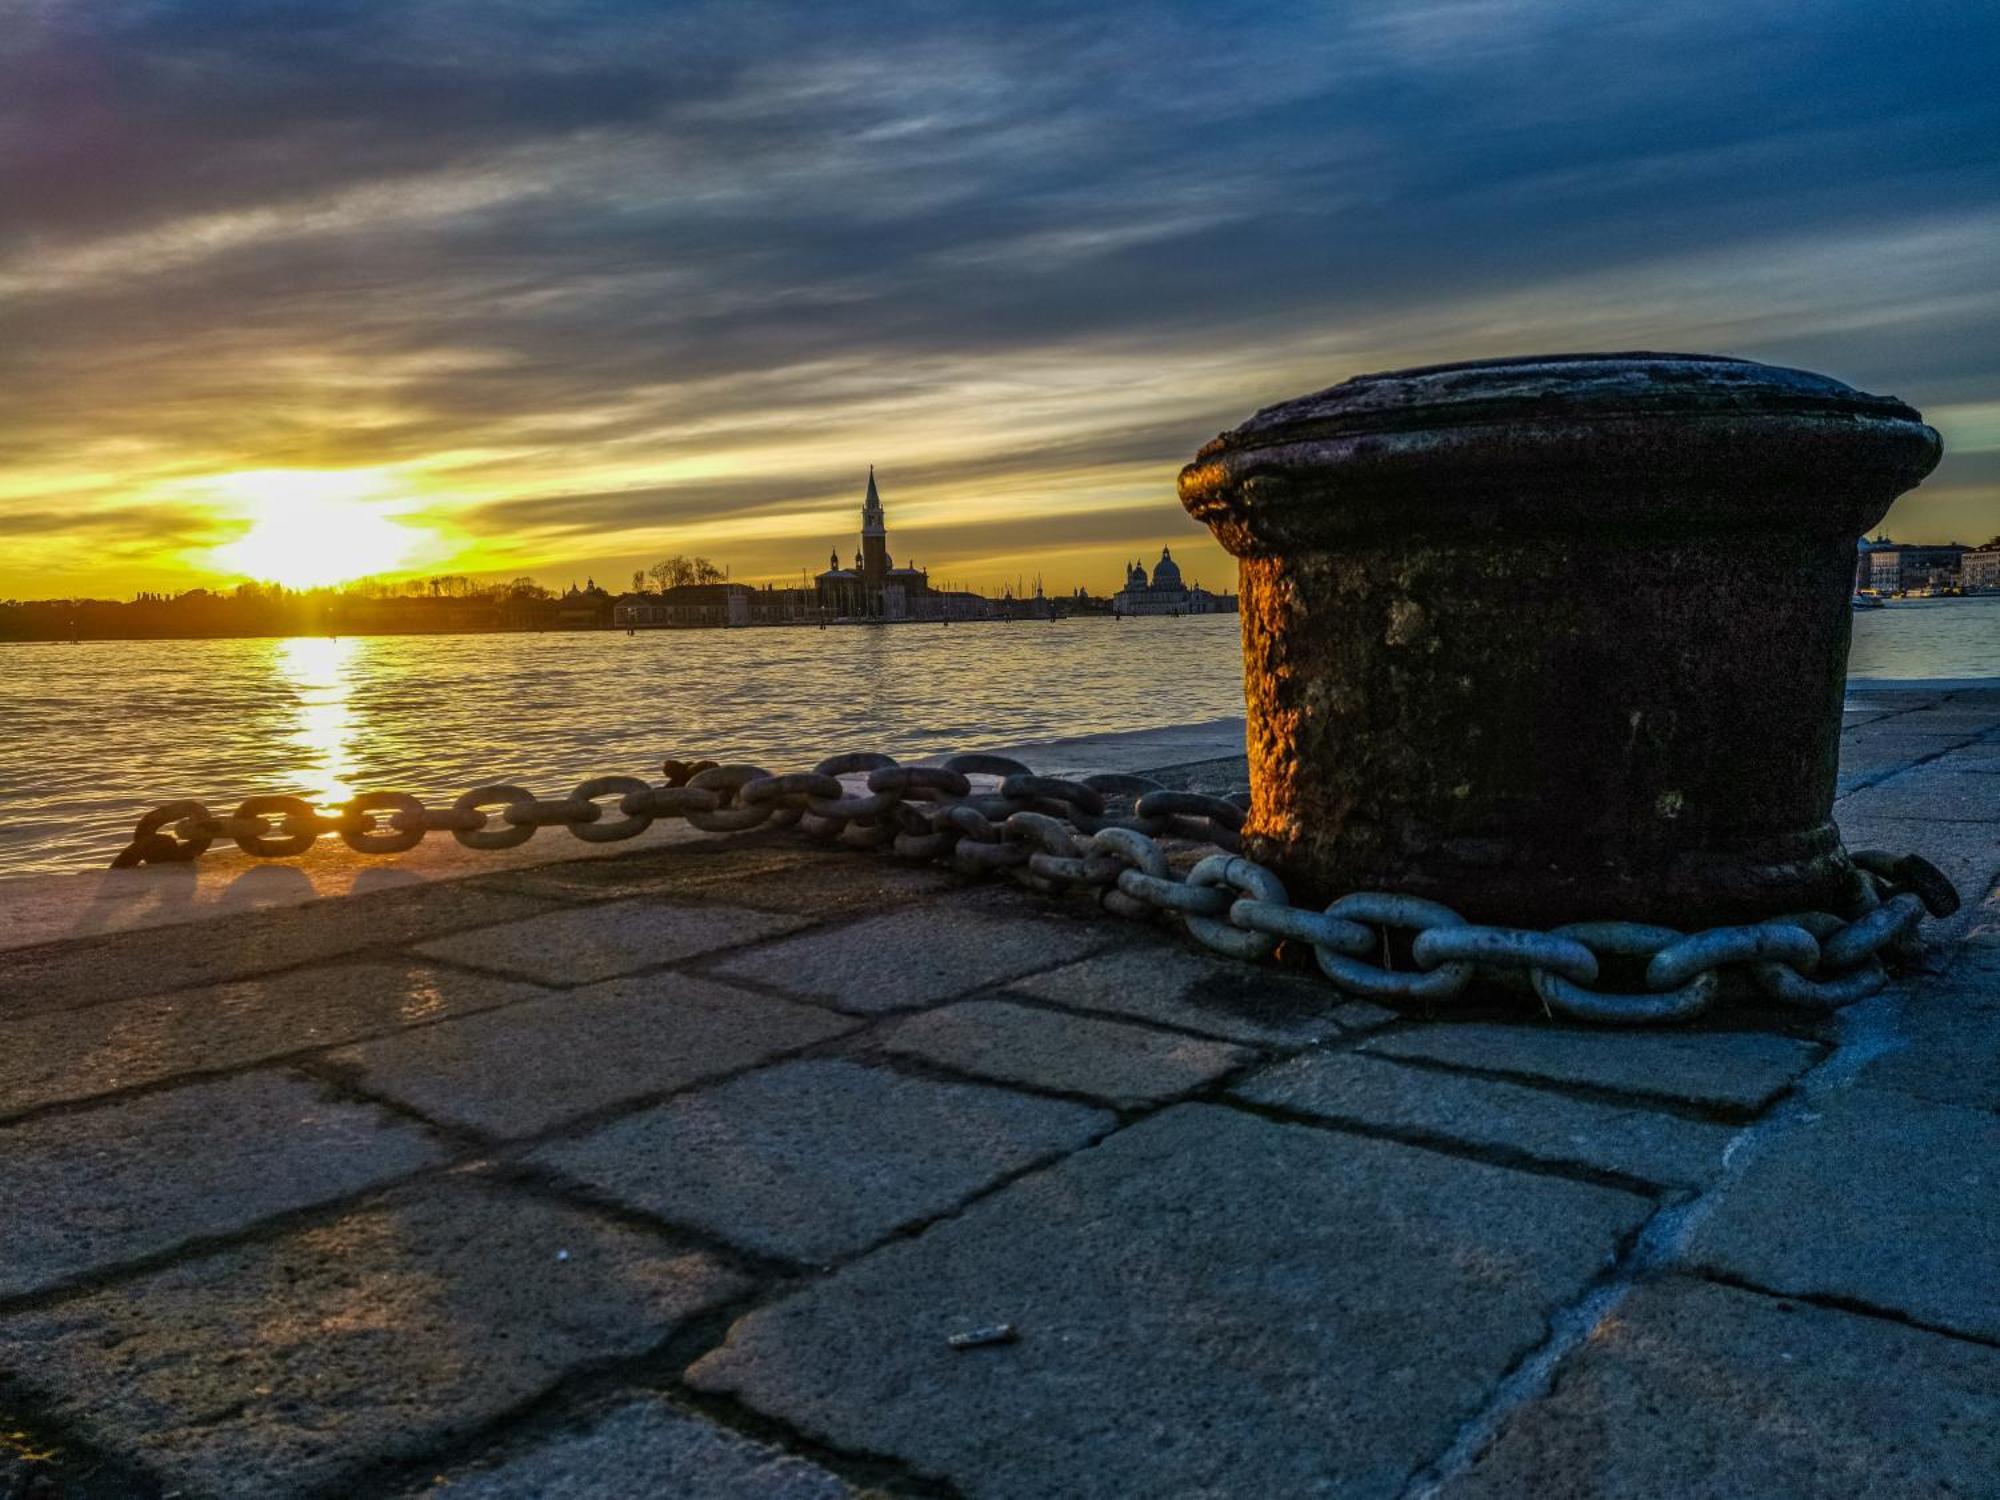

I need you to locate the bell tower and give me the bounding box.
[860,466,889,589]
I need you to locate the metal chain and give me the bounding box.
[107,753,1960,1025]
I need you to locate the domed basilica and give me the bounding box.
[1112,547,1235,616]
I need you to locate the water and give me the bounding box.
[1,617,1248,877]
[3,599,1992,878]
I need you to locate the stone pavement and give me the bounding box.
[0,683,1994,1499]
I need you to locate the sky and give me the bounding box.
[4,0,1998,602]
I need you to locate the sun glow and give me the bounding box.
[203,469,437,589]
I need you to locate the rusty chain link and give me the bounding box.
[107,750,1960,1025]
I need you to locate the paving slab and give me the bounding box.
[1235,1050,1736,1187]
[323,975,857,1138]
[1836,766,2000,823]
[1007,943,1392,1046]
[1361,1024,1819,1114]
[704,905,1115,1014]
[409,1395,858,1498]
[0,1175,747,1498]
[415,899,809,985]
[690,1104,1650,1500]
[1439,1276,2000,1499]
[470,844,812,902]
[885,999,1252,1106]
[661,852,964,915]
[479,844,961,915]
[0,882,554,1019]
[1870,705,2000,733]
[1685,1090,2000,1342]
[1855,952,2000,1112]
[535,1059,1111,1263]
[0,1070,447,1299]
[0,960,548,1118]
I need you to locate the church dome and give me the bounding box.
[1150,547,1183,589]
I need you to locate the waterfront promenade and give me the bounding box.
[1,682,1996,1498]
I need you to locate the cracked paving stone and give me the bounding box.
[1363,1024,1819,1114]
[704,905,1115,1014]
[407,1394,859,1498]
[0,961,549,1118]
[689,1103,1650,1500]
[1006,943,1392,1046]
[0,1174,746,1499]
[534,1059,1111,1263]
[1684,1090,2000,1343]
[0,883,555,1020]
[323,975,857,1137]
[885,999,1252,1106]
[1438,1277,2000,1499]
[415,899,809,985]
[0,1070,447,1299]
[1235,1050,1737,1187]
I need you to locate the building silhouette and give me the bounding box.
[815,469,987,620]
[1112,547,1236,616]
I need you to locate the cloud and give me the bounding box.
[2,0,1996,596]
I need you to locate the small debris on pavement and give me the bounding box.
[947,1323,1019,1350]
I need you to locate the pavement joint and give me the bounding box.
[0,890,566,1020]
[1685,1268,2000,1354]
[1219,1091,1685,1202]
[0,963,561,1129]
[1348,1032,1827,1124]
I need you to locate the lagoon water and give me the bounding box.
[3,598,1994,878]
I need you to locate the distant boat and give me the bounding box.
[1852,594,1886,610]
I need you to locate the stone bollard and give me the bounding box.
[1178,353,1941,927]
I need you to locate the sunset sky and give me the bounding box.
[5,1,1997,602]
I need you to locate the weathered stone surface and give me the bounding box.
[1439,1277,2000,1500]
[1873,704,2000,733]
[323,975,856,1137]
[1834,729,1974,792]
[471,844,811,902]
[478,844,960,916]
[1007,944,1391,1046]
[0,1070,447,1298]
[705,906,1114,1014]
[1836,767,2000,823]
[1685,1090,2000,1341]
[885,999,1252,1106]
[415,899,808,985]
[0,961,547,1118]
[535,1060,1110,1263]
[690,1104,1650,1500]
[0,882,554,1019]
[1236,1050,1735,1187]
[413,1396,857,1498]
[1363,1024,1818,1114]
[1855,952,2000,1112]
[674,854,963,915]
[0,1176,746,1497]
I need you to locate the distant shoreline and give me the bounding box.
[0,614,1153,646]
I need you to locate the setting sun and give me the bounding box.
[203,470,436,589]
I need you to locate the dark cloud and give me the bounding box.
[2,0,1996,590]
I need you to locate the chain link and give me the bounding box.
[105,748,1959,1025]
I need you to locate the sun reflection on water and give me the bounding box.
[279,635,360,806]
